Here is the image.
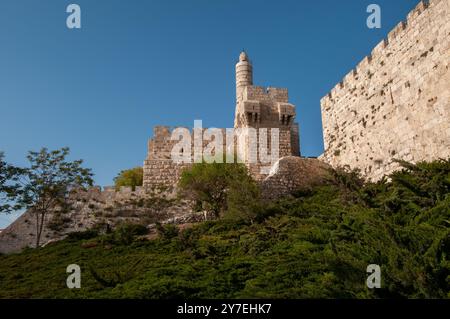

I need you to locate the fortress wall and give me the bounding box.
[244,86,289,103]
[143,126,186,188]
[143,126,230,188]
[260,157,331,200]
[290,122,301,157]
[244,128,293,180]
[143,124,296,187]
[143,159,188,189]
[320,0,450,180]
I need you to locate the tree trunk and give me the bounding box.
[36,211,46,248]
[35,211,40,248]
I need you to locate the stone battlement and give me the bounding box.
[320,0,450,180]
[244,86,289,103]
[321,0,441,105]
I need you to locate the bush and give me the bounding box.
[156,223,179,240]
[0,158,448,299]
[115,223,149,245]
[114,167,143,191]
[178,160,261,220]
[66,229,99,241]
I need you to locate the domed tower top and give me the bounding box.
[239,51,249,62]
[236,51,253,103]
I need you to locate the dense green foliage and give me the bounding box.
[0,152,23,213]
[0,159,448,299]
[114,167,143,191]
[178,161,260,220]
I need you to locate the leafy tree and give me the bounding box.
[178,160,260,220]
[0,152,23,214]
[15,147,93,247]
[114,167,143,191]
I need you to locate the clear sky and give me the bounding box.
[0,0,420,227]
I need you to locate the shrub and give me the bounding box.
[67,229,99,241]
[178,159,261,220]
[115,223,149,245]
[114,167,143,191]
[1,158,449,299]
[156,223,179,240]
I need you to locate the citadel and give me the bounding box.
[144,49,300,188]
[143,0,449,189]
[0,0,448,253]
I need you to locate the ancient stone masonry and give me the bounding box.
[320,0,450,181]
[143,51,301,187]
[143,126,227,188]
[143,126,191,189]
[234,52,300,179]
[0,185,201,254]
[260,157,330,201]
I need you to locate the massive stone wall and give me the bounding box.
[143,126,189,188]
[143,124,291,187]
[320,0,450,180]
[143,126,231,188]
[260,157,330,200]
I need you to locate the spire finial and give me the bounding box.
[239,50,248,62]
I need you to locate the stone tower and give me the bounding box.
[233,51,301,179]
[143,51,302,188]
[235,51,253,104]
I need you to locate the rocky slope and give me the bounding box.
[0,156,329,254]
[0,186,200,254]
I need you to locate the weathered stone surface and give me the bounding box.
[320,0,450,181]
[261,157,331,200]
[0,186,195,254]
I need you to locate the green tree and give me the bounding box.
[0,152,23,214]
[16,147,94,247]
[114,167,143,191]
[178,160,260,220]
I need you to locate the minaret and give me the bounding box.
[235,51,253,103]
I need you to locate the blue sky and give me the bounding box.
[0,0,419,227]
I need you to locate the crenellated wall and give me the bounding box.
[320,0,450,180]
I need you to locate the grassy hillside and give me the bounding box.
[0,160,449,299]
